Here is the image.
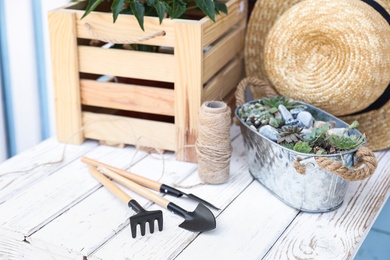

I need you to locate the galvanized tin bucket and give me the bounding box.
[235,100,364,213]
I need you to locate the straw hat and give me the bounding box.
[245,0,390,151]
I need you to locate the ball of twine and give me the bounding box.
[196,101,232,184]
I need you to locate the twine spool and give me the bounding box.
[196,101,232,184]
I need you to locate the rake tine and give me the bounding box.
[149,220,155,234]
[89,167,163,238]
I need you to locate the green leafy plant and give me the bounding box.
[293,141,312,153]
[80,0,228,31]
[328,133,366,151]
[262,96,305,114]
[303,123,330,147]
[277,126,303,143]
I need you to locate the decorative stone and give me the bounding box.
[258,125,279,141]
[328,128,349,136]
[285,118,300,126]
[314,120,336,128]
[278,104,293,121]
[297,111,314,128]
[290,107,305,118]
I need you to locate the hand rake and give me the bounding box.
[89,167,163,238]
[98,167,216,232]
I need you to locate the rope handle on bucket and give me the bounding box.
[293,146,378,181]
[84,22,166,44]
[235,77,279,107]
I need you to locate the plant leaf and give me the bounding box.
[195,0,215,21]
[166,0,186,18]
[82,0,103,19]
[112,0,125,22]
[214,0,228,15]
[349,120,359,129]
[154,1,166,24]
[130,0,145,31]
[146,0,155,6]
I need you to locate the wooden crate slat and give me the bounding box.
[203,21,246,83]
[48,10,84,144]
[203,55,245,102]
[174,21,203,162]
[78,46,175,82]
[202,0,247,47]
[80,79,175,116]
[82,112,176,151]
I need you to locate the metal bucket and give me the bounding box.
[235,100,364,212]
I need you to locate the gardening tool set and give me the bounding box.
[83,157,217,238]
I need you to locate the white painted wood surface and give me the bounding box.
[0,125,389,259]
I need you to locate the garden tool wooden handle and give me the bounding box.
[235,77,279,107]
[81,157,161,191]
[89,167,131,204]
[99,167,170,209]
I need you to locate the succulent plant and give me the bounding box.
[303,123,330,146]
[328,133,366,151]
[238,96,366,155]
[293,141,312,153]
[262,96,304,114]
[269,117,284,128]
[277,126,303,143]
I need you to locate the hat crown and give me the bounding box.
[263,0,390,116]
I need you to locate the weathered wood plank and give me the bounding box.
[89,135,252,260]
[175,181,299,260]
[0,138,97,205]
[27,150,198,258]
[264,151,390,260]
[0,236,73,260]
[0,145,148,241]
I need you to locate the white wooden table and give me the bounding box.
[0,124,389,260]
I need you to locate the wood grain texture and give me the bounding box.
[0,145,146,241]
[174,21,203,162]
[80,79,175,116]
[264,151,390,260]
[203,21,246,83]
[203,56,245,102]
[78,46,175,82]
[48,10,83,144]
[176,182,299,259]
[0,236,73,260]
[202,0,247,47]
[0,138,97,204]
[82,112,176,151]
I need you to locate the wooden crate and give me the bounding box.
[48,0,247,162]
